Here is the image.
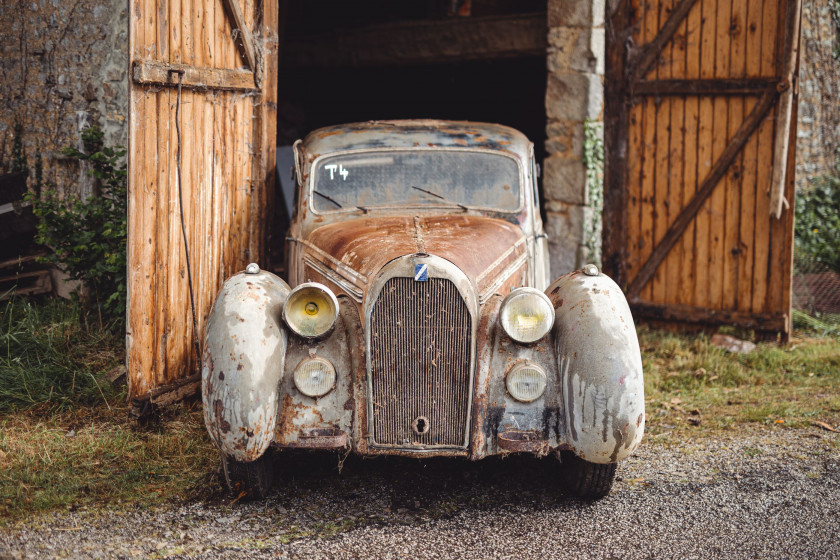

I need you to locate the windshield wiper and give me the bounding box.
[410,186,468,211]
[313,189,343,209]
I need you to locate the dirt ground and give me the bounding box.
[1,425,838,559]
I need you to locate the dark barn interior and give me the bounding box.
[271,0,548,267]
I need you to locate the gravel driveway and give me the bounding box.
[2,426,838,559]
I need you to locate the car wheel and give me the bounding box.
[557,450,616,500]
[222,453,274,499]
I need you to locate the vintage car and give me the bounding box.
[202,120,645,499]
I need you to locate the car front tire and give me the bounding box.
[558,450,617,500]
[222,453,273,499]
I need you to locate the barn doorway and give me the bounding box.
[271,1,549,270]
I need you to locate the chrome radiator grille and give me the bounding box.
[369,277,472,447]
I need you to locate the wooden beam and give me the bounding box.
[769,0,803,219]
[601,0,633,285]
[631,78,780,97]
[132,60,257,91]
[626,88,779,299]
[630,301,787,332]
[130,373,201,418]
[280,13,548,68]
[221,0,257,73]
[627,0,699,85]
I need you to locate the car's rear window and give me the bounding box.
[311,149,521,212]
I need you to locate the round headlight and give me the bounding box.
[283,282,339,339]
[506,362,547,402]
[499,288,554,343]
[294,356,336,398]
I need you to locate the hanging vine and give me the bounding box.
[583,119,604,266]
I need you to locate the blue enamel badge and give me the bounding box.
[414,263,428,282]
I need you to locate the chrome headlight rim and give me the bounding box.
[282,282,339,340]
[505,361,547,403]
[499,287,555,344]
[293,356,337,398]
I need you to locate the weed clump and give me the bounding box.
[0,297,122,411]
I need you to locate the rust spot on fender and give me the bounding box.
[214,399,231,433]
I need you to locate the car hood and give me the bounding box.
[302,215,527,297]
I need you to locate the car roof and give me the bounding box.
[301,120,533,161]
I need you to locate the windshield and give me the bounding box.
[310,149,521,212]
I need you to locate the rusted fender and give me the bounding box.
[201,269,290,462]
[547,268,645,464]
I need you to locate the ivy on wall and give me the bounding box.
[583,119,604,266]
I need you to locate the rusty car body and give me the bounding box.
[202,120,645,499]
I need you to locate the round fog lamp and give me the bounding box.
[506,362,547,403]
[283,282,339,339]
[499,288,554,343]
[294,356,336,398]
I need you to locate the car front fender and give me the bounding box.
[547,268,645,463]
[201,268,290,462]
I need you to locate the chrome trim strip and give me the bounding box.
[478,250,529,305]
[303,255,364,302]
[475,236,526,283]
[298,239,368,285]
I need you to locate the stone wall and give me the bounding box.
[0,0,128,198]
[543,0,604,275]
[797,0,840,187]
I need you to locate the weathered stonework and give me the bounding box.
[0,0,128,198]
[544,0,605,275]
[797,0,840,187]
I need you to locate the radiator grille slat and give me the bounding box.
[370,277,472,447]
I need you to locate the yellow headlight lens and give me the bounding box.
[294,356,336,398]
[506,362,547,402]
[283,282,339,339]
[499,288,554,343]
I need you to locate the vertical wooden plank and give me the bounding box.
[678,0,701,307]
[664,0,687,305]
[253,0,278,267]
[651,0,673,302]
[707,0,731,310]
[722,0,748,310]
[152,0,171,388]
[694,0,716,309]
[639,1,659,301]
[144,0,163,389]
[603,0,634,284]
[769,0,798,338]
[751,0,779,313]
[621,0,644,285]
[737,0,764,313]
[128,0,155,397]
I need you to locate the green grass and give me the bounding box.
[0,298,122,411]
[640,326,840,435]
[0,403,218,525]
[0,297,219,525]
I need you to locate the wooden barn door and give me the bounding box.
[603,0,802,339]
[127,0,278,397]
